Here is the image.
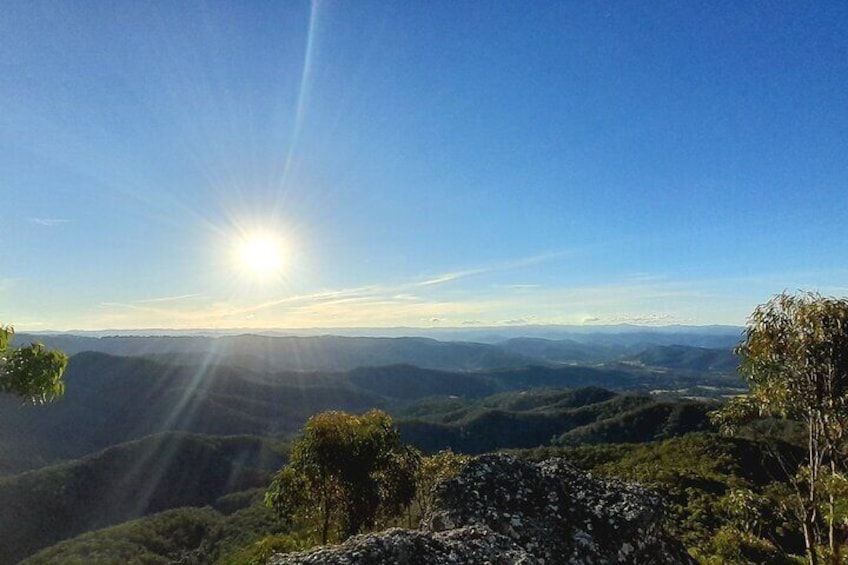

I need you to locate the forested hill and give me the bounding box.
[0,432,285,564]
[0,351,739,476]
[396,387,716,453]
[623,344,738,372]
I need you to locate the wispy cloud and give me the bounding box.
[623,273,667,283]
[415,250,572,287]
[89,251,777,329]
[225,285,387,317]
[137,293,204,304]
[100,301,162,313]
[416,269,484,286]
[28,218,69,227]
[214,251,570,319]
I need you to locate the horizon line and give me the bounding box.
[17,322,745,337]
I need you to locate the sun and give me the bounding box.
[238,234,285,278]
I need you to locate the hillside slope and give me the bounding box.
[0,352,738,475]
[0,433,284,564]
[397,388,716,453]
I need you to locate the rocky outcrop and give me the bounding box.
[268,526,538,564]
[269,454,696,564]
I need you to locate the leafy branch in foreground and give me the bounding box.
[0,325,67,404]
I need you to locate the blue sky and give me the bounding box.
[2,1,847,331]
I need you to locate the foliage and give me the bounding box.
[704,525,801,565]
[217,533,303,565]
[0,326,67,404]
[265,409,417,544]
[712,292,848,564]
[413,449,469,523]
[377,444,421,527]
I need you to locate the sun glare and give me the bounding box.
[238,234,285,278]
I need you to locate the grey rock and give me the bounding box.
[269,526,538,565]
[269,455,696,565]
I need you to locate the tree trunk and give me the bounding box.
[322,509,331,545]
[826,455,842,565]
[321,493,333,545]
[805,515,820,565]
[807,419,820,565]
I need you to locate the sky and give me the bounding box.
[2,1,847,331]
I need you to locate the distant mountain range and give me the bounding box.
[18,324,744,342]
[13,330,743,372]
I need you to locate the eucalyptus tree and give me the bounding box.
[713,292,848,564]
[265,409,416,545]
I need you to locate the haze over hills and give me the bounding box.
[19,324,743,338]
[0,349,740,476]
[13,334,534,372]
[13,326,744,372]
[0,330,746,474]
